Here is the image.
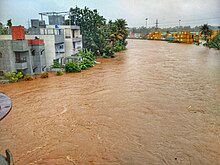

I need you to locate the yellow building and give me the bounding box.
[207,30,220,40]
[147,32,162,40]
[173,32,194,44]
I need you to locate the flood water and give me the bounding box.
[0,39,220,165]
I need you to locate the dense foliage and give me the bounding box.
[79,49,95,69]
[52,61,62,68]
[207,33,220,50]
[65,62,81,73]
[65,49,97,72]
[67,7,128,57]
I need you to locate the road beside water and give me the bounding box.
[0,39,220,165]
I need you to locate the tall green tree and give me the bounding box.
[67,7,128,56]
[107,19,128,52]
[200,24,212,42]
[68,7,107,55]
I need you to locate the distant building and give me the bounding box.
[128,32,141,39]
[173,32,199,44]
[147,32,162,40]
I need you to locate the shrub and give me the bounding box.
[113,41,126,52]
[15,72,23,79]
[52,61,62,68]
[78,49,96,62]
[24,75,34,81]
[103,47,115,57]
[81,58,94,68]
[4,72,24,83]
[77,49,96,70]
[40,72,49,78]
[65,62,81,73]
[56,70,63,76]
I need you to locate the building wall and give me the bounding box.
[0,40,34,75]
[31,44,46,74]
[48,25,83,57]
[64,38,74,56]
[26,35,55,68]
[0,40,16,73]
[0,35,12,40]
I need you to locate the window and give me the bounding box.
[0,52,2,58]
[15,53,20,63]
[15,53,27,63]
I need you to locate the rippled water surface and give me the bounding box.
[0,40,220,165]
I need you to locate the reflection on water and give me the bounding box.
[0,39,220,165]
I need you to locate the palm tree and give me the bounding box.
[200,24,212,42]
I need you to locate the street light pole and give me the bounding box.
[179,19,181,34]
[145,18,148,35]
[145,18,148,28]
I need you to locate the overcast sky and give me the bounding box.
[0,0,220,28]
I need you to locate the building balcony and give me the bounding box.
[12,40,29,52]
[70,25,80,30]
[72,37,82,42]
[15,62,28,69]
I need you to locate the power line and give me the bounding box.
[147,17,220,27]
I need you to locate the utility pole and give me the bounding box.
[69,11,71,25]
[155,19,159,31]
[145,18,148,35]
[27,19,30,29]
[179,19,181,34]
[145,18,148,28]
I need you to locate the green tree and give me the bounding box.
[7,19,12,28]
[200,24,212,42]
[68,7,107,55]
[108,19,128,45]
[67,6,128,57]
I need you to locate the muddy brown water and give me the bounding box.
[0,39,220,165]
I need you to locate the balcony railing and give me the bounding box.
[15,62,28,69]
[72,37,82,42]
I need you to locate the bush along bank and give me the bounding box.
[65,49,95,73]
[206,33,220,50]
